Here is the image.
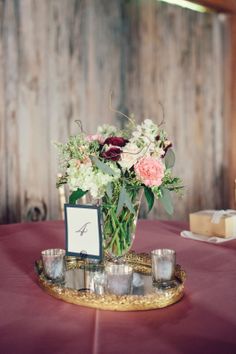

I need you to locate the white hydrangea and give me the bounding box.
[106,161,121,178]
[131,119,159,145]
[124,119,165,161]
[152,146,165,158]
[142,142,165,158]
[97,124,118,138]
[66,159,120,199]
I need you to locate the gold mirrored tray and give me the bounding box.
[35,251,186,311]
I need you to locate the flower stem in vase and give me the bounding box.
[102,190,141,260]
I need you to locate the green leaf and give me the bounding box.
[159,187,173,215]
[90,156,115,176]
[106,182,113,199]
[116,185,135,215]
[69,188,87,205]
[116,185,126,215]
[165,149,175,169]
[123,188,136,214]
[144,186,154,213]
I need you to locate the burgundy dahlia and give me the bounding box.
[103,136,128,147]
[101,147,121,161]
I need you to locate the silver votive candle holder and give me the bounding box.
[105,264,133,296]
[151,249,176,286]
[41,248,66,283]
[93,272,106,295]
[83,263,105,294]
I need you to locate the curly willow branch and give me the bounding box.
[157,101,165,127]
[74,120,86,134]
[109,91,135,127]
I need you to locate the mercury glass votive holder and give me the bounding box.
[83,263,105,294]
[41,249,66,283]
[93,272,106,295]
[105,264,133,296]
[151,249,176,287]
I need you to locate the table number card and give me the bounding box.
[64,204,103,260]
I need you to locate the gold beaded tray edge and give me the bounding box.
[35,251,186,312]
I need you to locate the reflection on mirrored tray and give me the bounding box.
[64,268,179,296]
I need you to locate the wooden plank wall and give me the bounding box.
[0,0,228,223]
[123,1,228,220]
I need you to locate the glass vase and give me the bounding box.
[102,191,142,262]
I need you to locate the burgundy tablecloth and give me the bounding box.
[0,219,236,354]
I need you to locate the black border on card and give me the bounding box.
[64,203,103,260]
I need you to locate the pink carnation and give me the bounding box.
[134,157,165,187]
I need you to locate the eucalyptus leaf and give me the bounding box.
[165,149,175,169]
[106,182,113,199]
[123,188,136,214]
[159,187,173,215]
[144,186,154,213]
[90,156,115,176]
[69,188,87,205]
[116,185,135,215]
[116,185,126,215]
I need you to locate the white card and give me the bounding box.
[64,204,103,259]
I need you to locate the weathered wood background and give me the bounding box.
[0,0,229,223]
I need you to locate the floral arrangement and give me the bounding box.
[56,118,183,258]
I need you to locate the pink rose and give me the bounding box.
[134,157,165,187]
[86,134,105,144]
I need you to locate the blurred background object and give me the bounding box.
[0,0,235,223]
